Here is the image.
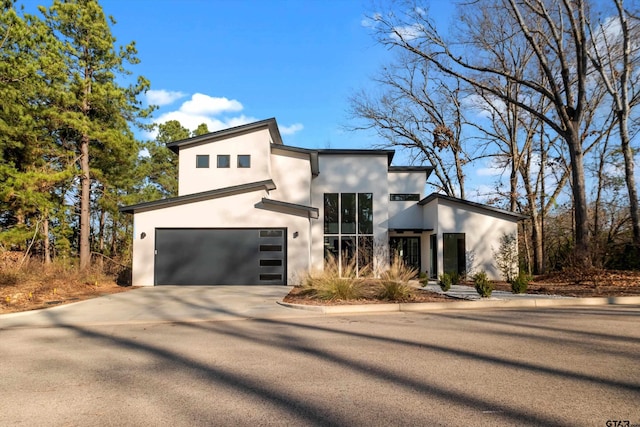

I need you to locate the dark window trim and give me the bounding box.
[217,154,230,168]
[196,154,210,168]
[237,154,251,168]
[390,193,420,201]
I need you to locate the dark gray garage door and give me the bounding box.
[154,228,286,285]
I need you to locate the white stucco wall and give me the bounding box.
[310,154,390,272]
[422,198,519,280]
[387,171,426,229]
[270,148,312,206]
[131,189,311,286]
[178,128,272,196]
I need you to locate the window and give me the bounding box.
[237,155,251,168]
[390,194,420,201]
[217,155,230,168]
[324,192,373,275]
[443,233,466,276]
[196,155,209,168]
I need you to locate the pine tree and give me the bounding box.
[0,2,72,259]
[40,0,151,269]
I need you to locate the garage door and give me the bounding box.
[154,228,286,285]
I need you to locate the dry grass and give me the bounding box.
[291,254,444,304]
[0,254,132,314]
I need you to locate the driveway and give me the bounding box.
[0,286,317,329]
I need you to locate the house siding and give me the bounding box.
[430,199,518,280]
[270,148,312,206]
[310,155,390,272]
[178,128,272,196]
[388,171,425,229]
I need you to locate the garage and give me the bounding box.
[154,228,287,285]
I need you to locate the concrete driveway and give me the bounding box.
[0,286,317,329]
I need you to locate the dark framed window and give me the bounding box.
[323,192,373,275]
[341,193,356,234]
[196,155,209,168]
[217,154,230,168]
[358,193,373,234]
[237,155,251,168]
[390,194,420,201]
[324,193,339,234]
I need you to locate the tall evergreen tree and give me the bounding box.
[0,2,72,259]
[40,0,151,269]
[138,120,190,199]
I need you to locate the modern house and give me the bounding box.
[121,118,525,286]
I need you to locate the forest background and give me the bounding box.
[2,0,640,288]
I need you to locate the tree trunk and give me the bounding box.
[43,214,51,265]
[97,208,106,270]
[79,133,91,270]
[618,113,640,248]
[567,129,591,268]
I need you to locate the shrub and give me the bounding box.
[493,232,518,282]
[377,280,412,300]
[418,271,428,286]
[509,272,531,294]
[380,254,418,282]
[377,255,416,300]
[473,271,493,298]
[439,273,452,291]
[314,277,364,301]
[301,254,364,300]
[450,271,463,286]
[0,271,21,287]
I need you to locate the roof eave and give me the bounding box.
[166,117,281,154]
[418,193,528,220]
[120,179,276,214]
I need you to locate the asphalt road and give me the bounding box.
[1,306,639,426]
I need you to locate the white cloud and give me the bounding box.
[146,89,186,106]
[476,158,504,177]
[390,23,424,41]
[145,92,256,139]
[361,13,382,28]
[461,94,506,119]
[180,93,243,115]
[279,123,304,135]
[153,111,256,135]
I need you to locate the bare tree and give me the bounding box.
[349,56,470,197]
[365,0,609,267]
[587,0,640,251]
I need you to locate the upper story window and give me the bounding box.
[390,194,420,201]
[217,154,230,168]
[237,155,251,168]
[196,155,209,168]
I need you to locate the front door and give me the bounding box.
[389,237,421,272]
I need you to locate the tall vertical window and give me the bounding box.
[324,192,373,275]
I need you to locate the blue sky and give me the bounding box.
[94,0,453,150]
[103,0,403,149]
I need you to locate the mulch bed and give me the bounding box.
[283,284,454,306]
[285,269,640,305]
